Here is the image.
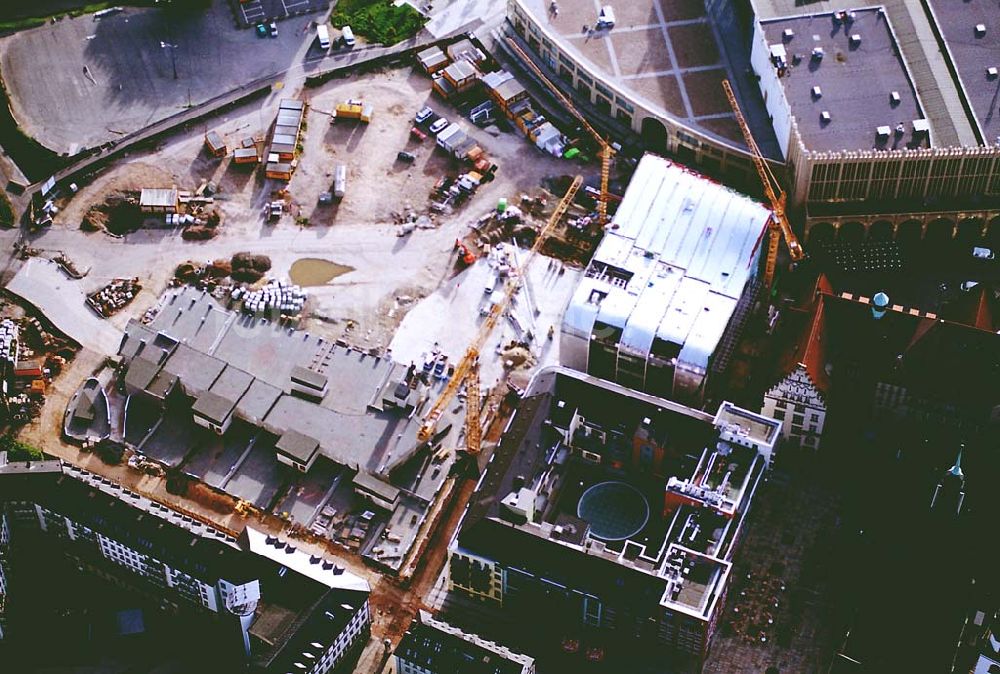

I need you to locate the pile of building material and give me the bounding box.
[482,69,566,156]
[232,280,307,316]
[1,319,19,371]
[86,278,142,318]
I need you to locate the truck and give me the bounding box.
[333,99,373,123]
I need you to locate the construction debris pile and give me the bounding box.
[86,278,141,318]
[1,316,75,424]
[232,279,307,317]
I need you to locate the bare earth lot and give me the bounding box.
[23,63,575,352]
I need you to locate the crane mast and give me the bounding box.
[721,79,803,288]
[417,176,585,450]
[505,37,614,226]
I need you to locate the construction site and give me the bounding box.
[0,27,648,674]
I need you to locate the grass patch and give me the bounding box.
[0,2,152,34]
[330,0,427,46]
[0,434,45,462]
[0,191,14,227]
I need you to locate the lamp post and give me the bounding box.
[159,41,178,79]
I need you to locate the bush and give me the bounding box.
[0,191,14,227]
[330,0,427,46]
[0,434,44,461]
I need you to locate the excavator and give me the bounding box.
[722,79,804,288]
[505,37,614,227]
[416,176,584,453]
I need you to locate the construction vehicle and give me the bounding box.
[721,79,804,288]
[418,175,584,451]
[505,37,614,226]
[332,99,373,123]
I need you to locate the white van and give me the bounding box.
[341,25,355,47]
[334,164,347,199]
[317,24,331,50]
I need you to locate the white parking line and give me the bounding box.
[283,0,311,11]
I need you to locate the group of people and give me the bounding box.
[727,570,787,645]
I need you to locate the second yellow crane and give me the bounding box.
[417,176,585,452]
[722,79,804,288]
[506,37,614,227]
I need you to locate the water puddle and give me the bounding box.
[289,258,354,286]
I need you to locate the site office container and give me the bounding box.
[334,164,347,198]
[204,131,227,157]
[233,147,259,164]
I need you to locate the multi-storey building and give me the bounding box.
[448,367,779,669]
[504,0,1000,242]
[763,277,1000,448]
[560,154,772,406]
[395,610,536,674]
[0,451,371,673]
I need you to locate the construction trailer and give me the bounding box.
[431,73,456,99]
[441,60,479,93]
[446,38,486,66]
[481,70,528,114]
[416,46,449,74]
[267,98,305,165]
[332,100,373,123]
[204,131,227,157]
[233,147,259,164]
[139,188,178,214]
[265,162,293,181]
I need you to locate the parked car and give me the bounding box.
[429,117,449,135]
[972,246,995,260]
[255,23,267,38]
[397,151,416,163]
[268,21,278,38]
[415,107,434,124]
[410,126,428,142]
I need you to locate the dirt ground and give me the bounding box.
[37,64,577,351]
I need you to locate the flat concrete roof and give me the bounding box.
[192,390,238,424]
[928,0,1000,143]
[515,0,779,155]
[760,9,926,152]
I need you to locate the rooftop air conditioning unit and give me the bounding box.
[849,34,861,47]
[811,85,822,99]
[890,91,901,105]
[820,111,832,123]
[876,126,891,139]
[812,47,825,60]
[987,67,998,80]
[975,24,986,38]
[782,28,794,41]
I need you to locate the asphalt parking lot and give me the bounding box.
[236,0,331,27]
[0,2,316,155]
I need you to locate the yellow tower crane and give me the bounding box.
[505,37,614,226]
[722,79,804,288]
[417,176,585,452]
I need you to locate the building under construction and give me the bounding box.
[560,154,771,405]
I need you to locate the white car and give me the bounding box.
[972,246,995,260]
[429,117,449,135]
[415,107,434,124]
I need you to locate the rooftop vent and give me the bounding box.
[782,28,794,41]
[811,85,822,99]
[890,91,901,106]
[975,24,986,38]
[811,47,825,60]
[988,67,999,80]
[876,126,891,139]
[820,111,832,124]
